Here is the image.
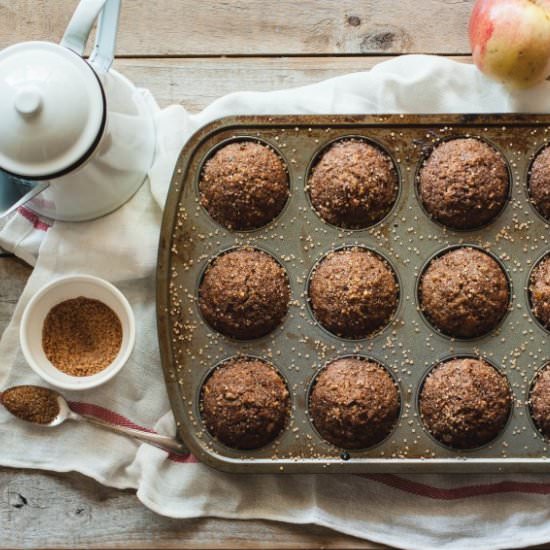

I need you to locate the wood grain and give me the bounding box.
[0,0,473,56]
[114,56,469,112]
[0,255,30,331]
[0,467,386,549]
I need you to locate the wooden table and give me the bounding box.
[0,1,477,547]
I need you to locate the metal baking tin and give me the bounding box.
[157,114,550,473]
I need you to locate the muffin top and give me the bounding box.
[309,357,400,449]
[199,141,289,230]
[530,364,550,440]
[419,247,509,339]
[529,145,550,221]
[201,358,289,450]
[309,247,399,339]
[419,357,511,449]
[418,138,509,230]
[529,255,550,330]
[308,139,398,229]
[199,248,290,339]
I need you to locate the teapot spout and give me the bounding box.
[0,174,49,219]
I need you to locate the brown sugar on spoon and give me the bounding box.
[1,385,59,424]
[42,297,122,376]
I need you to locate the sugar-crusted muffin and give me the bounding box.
[419,247,509,339]
[201,358,289,449]
[199,248,290,339]
[199,141,289,230]
[418,138,509,230]
[309,357,400,449]
[309,247,399,339]
[419,357,512,449]
[308,139,398,229]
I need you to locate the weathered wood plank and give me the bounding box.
[0,0,473,56]
[0,467,384,549]
[0,256,30,336]
[114,56,470,112]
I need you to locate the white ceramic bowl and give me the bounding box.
[20,274,135,391]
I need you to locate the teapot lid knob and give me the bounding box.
[14,88,43,118]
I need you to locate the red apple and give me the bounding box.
[469,0,550,88]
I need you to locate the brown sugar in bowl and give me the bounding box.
[20,275,135,391]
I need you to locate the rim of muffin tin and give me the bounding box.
[195,244,291,343]
[415,243,514,342]
[415,353,515,453]
[304,134,402,232]
[194,135,292,233]
[526,142,550,225]
[526,361,550,444]
[413,134,513,233]
[305,243,403,342]
[304,353,403,456]
[525,250,550,336]
[196,354,293,454]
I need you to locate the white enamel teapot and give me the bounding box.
[0,0,155,221]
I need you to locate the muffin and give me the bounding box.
[419,247,509,339]
[199,141,289,230]
[529,146,550,220]
[309,357,400,449]
[309,247,399,339]
[308,139,398,229]
[201,358,289,450]
[529,255,550,330]
[418,138,509,229]
[419,357,512,449]
[199,248,290,339]
[530,364,550,439]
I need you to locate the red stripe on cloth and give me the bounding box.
[68,400,196,462]
[364,474,550,500]
[18,206,51,232]
[168,452,199,463]
[69,401,156,433]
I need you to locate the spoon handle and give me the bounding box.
[76,413,189,455]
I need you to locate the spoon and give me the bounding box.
[1,385,188,456]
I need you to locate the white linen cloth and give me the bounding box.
[2,55,550,550]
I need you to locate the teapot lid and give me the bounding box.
[0,41,105,179]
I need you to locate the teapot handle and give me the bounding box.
[60,0,121,73]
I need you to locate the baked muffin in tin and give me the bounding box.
[201,357,290,450]
[419,357,512,450]
[419,247,510,339]
[418,138,509,230]
[309,247,399,339]
[308,139,398,229]
[199,247,290,340]
[309,357,400,449]
[199,141,289,230]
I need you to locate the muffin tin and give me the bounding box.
[157,114,550,473]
